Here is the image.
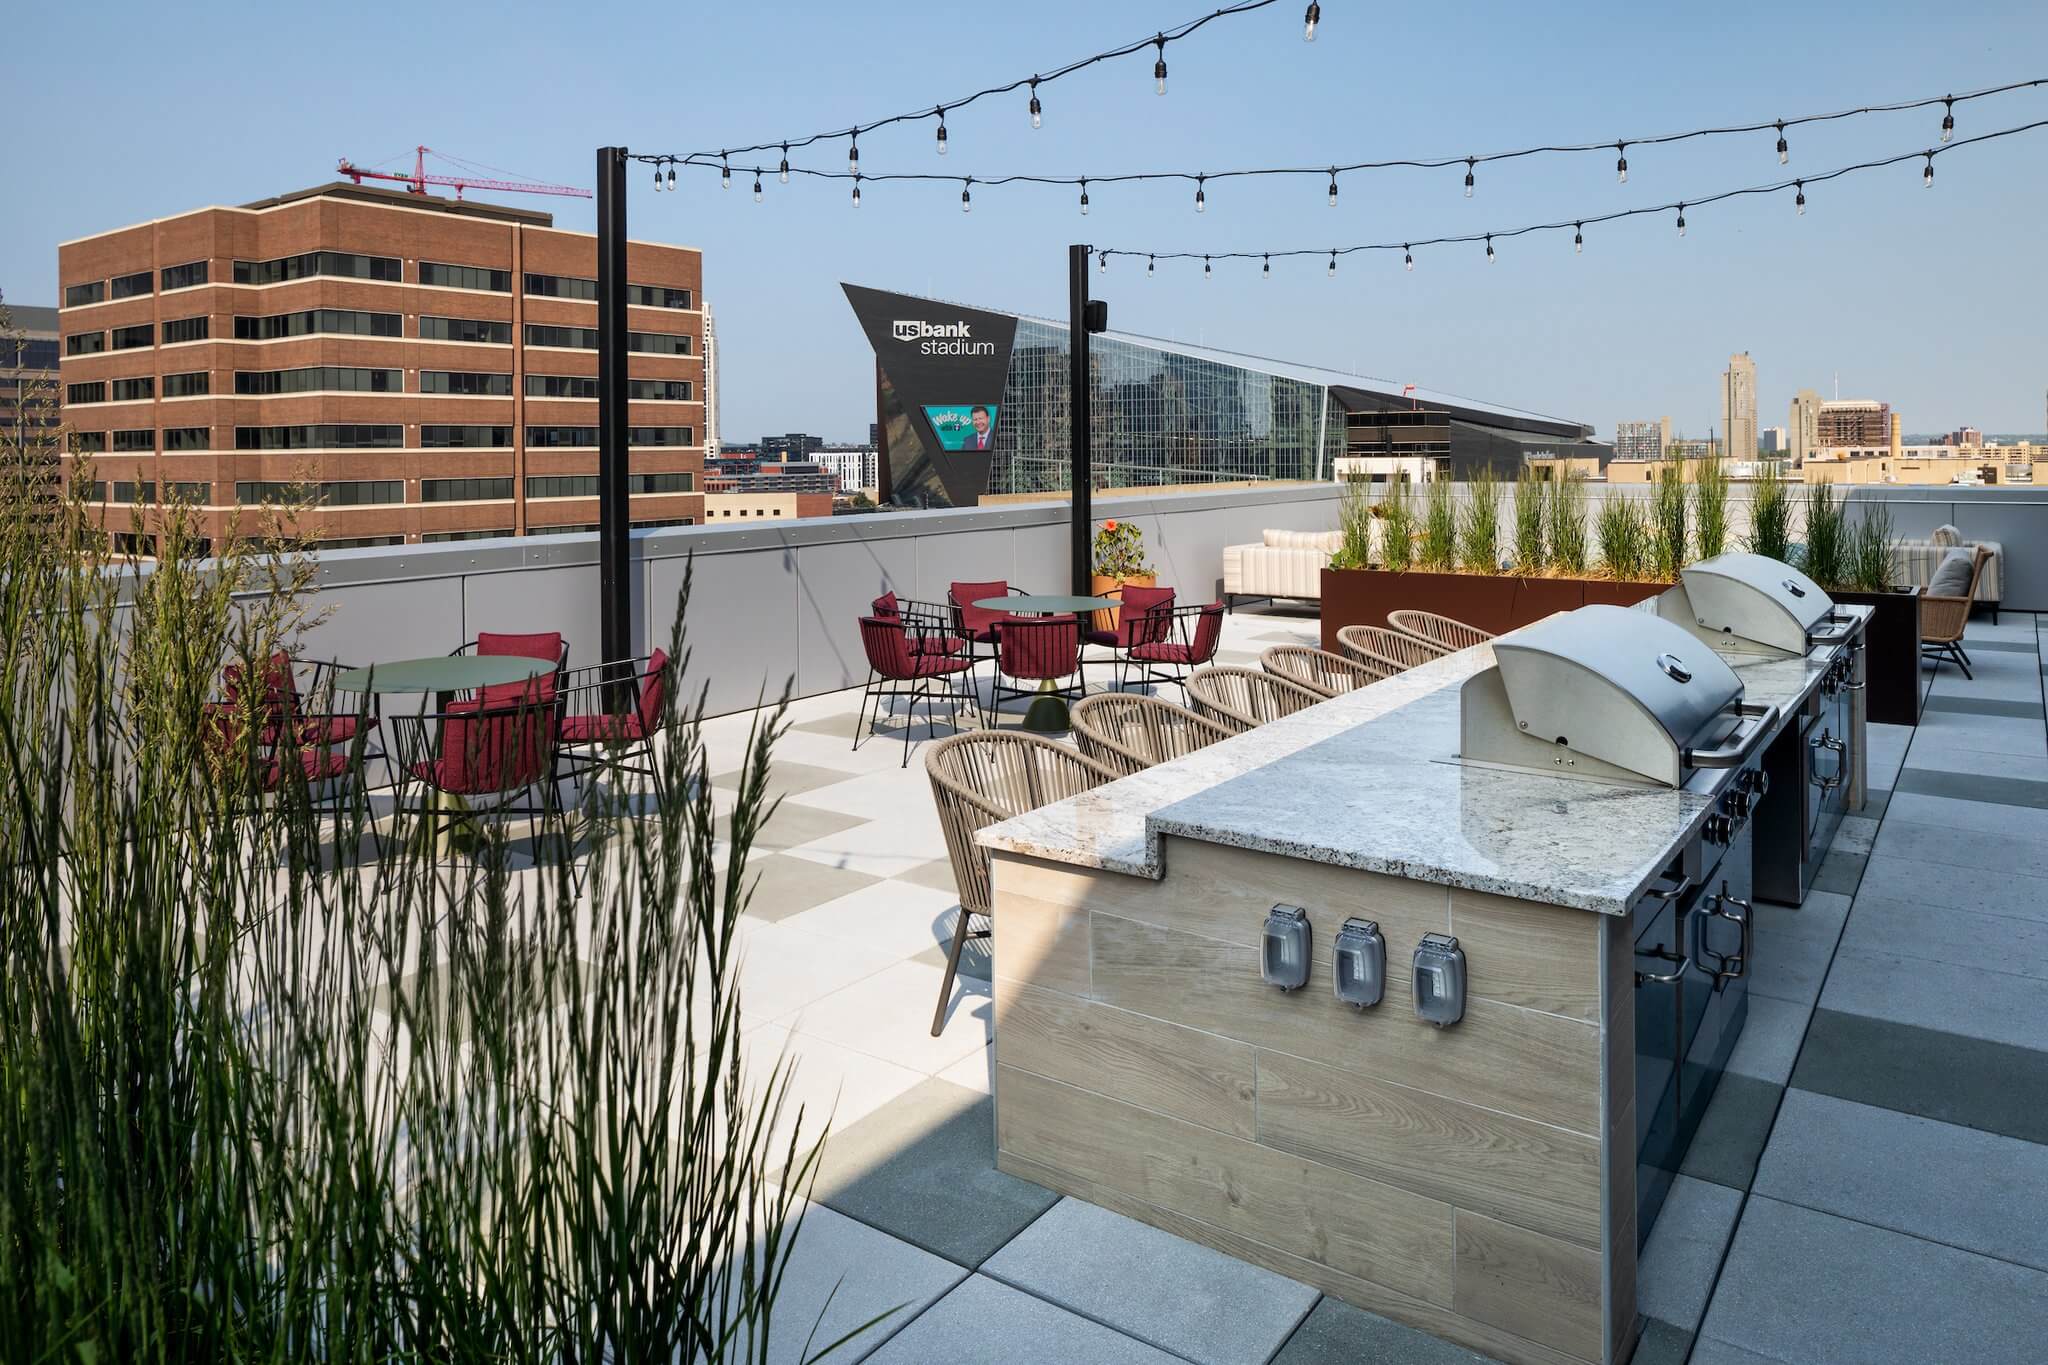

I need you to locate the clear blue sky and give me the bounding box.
[8,0,2045,442]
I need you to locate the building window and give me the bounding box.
[419,262,512,292]
[235,366,401,395]
[420,477,514,502]
[111,377,154,402]
[631,472,694,493]
[66,331,106,357]
[162,316,209,344]
[527,523,598,537]
[165,482,210,501]
[162,371,210,398]
[235,480,405,507]
[627,331,692,356]
[65,281,105,307]
[163,426,210,451]
[525,475,599,499]
[112,429,155,453]
[110,271,152,301]
[627,285,693,309]
[524,324,599,350]
[419,315,513,345]
[422,528,513,542]
[633,517,695,529]
[629,378,693,401]
[525,373,598,398]
[525,426,597,448]
[111,324,154,351]
[233,425,403,450]
[419,424,511,448]
[161,261,209,291]
[315,536,406,549]
[105,481,154,503]
[232,251,401,285]
[629,425,693,446]
[523,273,598,300]
[419,371,514,396]
[233,309,402,340]
[70,431,108,452]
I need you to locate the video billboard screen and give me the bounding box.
[922,403,999,452]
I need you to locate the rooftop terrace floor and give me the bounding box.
[696,606,2048,1365]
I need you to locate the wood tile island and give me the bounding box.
[979,631,1858,1365]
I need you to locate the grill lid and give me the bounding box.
[1681,552,1837,655]
[1469,605,1746,786]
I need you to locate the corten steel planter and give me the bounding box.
[1320,568,1669,653]
[1830,586,1923,727]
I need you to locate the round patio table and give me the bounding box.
[975,594,1117,732]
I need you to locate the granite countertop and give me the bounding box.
[981,605,1867,916]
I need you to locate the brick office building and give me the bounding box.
[57,182,705,547]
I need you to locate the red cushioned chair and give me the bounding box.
[1124,601,1225,705]
[873,591,971,658]
[449,630,570,707]
[989,614,1085,725]
[558,649,673,799]
[856,614,981,766]
[222,652,379,756]
[389,692,565,858]
[201,698,375,857]
[1083,584,1176,693]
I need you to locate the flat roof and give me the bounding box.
[240,181,555,227]
[3,304,59,334]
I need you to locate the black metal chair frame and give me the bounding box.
[854,617,984,767]
[1116,603,1223,706]
[556,655,672,803]
[987,614,1087,725]
[388,698,572,861]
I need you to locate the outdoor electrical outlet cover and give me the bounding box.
[1333,918,1386,1008]
[1262,904,1311,991]
[1413,932,1467,1027]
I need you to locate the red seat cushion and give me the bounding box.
[477,631,563,664]
[561,712,647,744]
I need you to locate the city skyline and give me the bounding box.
[7,1,2048,442]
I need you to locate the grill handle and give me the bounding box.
[1809,616,1857,645]
[1684,703,1781,770]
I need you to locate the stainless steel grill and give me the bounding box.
[1461,605,1777,789]
[1666,552,1856,657]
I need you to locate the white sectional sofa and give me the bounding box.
[1222,529,1341,607]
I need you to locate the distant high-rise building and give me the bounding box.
[1816,400,1889,447]
[1614,417,1672,462]
[1760,425,1788,455]
[814,447,879,494]
[761,433,824,459]
[1936,426,1984,447]
[702,301,720,458]
[1788,389,1822,465]
[2,301,61,450]
[1721,354,1757,461]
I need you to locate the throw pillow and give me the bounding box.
[1927,547,1975,598]
[1930,523,1962,547]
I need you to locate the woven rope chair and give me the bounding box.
[1921,543,1990,679]
[924,731,1119,1035]
[1071,693,1235,777]
[1388,609,1494,653]
[1337,623,1448,673]
[1186,666,1324,734]
[1260,645,1387,698]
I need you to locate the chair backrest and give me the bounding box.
[476,670,559,712]
[1337,624,1446,672]
[924,731,1118,915]
[436,700,555,796]
[1186,666,1323,733]
[222,652,298,721]
[997,615,1080,680]
[1071,693,1234,777]
[949,580,1011,636]
[872,591,901,619]
[1388,610,1492,652]
[1180,602,1225,664]
[858,615,919,679]
[637,648,671,735]
[1261,645,1384,697]
[478,630,567,667]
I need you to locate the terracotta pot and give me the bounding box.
[1830,587,1923,727]
[1091,572,1156,635]
[1319,568,1673,653]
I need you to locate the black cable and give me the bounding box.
[1089,120,2047,269]
[643,76,2044,196]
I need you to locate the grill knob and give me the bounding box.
[1704,813,1733,845]
[1740,768,1770,798]
[1728,789,1753,819]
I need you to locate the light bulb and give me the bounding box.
[1147,255,1155,277]
[1464,159,1475,197]
[752,175,763,203]
[1923,154,1934,188]
[1029,79,1042,128]
[848,140,859,173]
[1485,235,1495,264]
[1941,98,1954,143]
[653,161,663,191]
[1676,204,1687,237]
[1616,145,1628,184]
[1794,181,1805,215]
[1574,223,1583,254]
[1327,173,1339,208]
[1099,251,1108,274]
[1263,254,1271,278]
[1303,1,1320,40]
[935,111,948,156]
[1078,181,1089,215]
[779,145,790,184]
[1404,245,1414,272]
[1777,122,1789,165]
[851,177,862,208]
[665,164,676,192]
[1203,255,1211,279]
[960,181,971,213]
[1154,39,1167,95]
[1327,251,1337,278]
[721,159,730,190]
[1194,175,1206,213]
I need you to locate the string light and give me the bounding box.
[1326,249,1337,277]
[1303,1,1320,40]
[1464,157,1475,197]
[779,145,790,183]
[1616,143,1628,184]
[1485,233,1495,263]
[667,163,676,191]
[848,138,859,174]
[1078,178,1090,215]
[1195,172,1207,212]
[935,108,948,155]
[851,174,862,207]
[960,178,972,212]
[1099,249,1108,273]
[1203,254,1212,279]
[653,160,664,191]
[1941,96,1955,141]
[1154,36,1168,95]
[1776,121,1789,164]
[1147,254,1155,276]
[1675,203,1687,236]
[721,155,731,190]
[1573,222,1583,253]
[1794,180,1805,215]
[1923,152,1935,187]
[1404,244,1414,271]
[1029,78,1042,129]
[1327,170,1339,207]
[753,172,764,202]
[1263,253,1272,278]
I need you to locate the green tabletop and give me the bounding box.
[975,594,1118,614]
[332,655,553,696]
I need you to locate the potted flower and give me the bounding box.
[1091,518,1155,635]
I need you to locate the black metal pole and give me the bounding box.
[595,146,631,672]
[1068,243,1092,596]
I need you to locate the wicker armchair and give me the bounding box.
[1388,609,1494,653]
[1922,544,1990,679]
[1186,666,1324,734]
[924,731,1119,1035]
[1337,623,1448,673]
[1260,645,1387,697]
[1071,693,1235,777]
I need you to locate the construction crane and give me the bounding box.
[335,145,590,201]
